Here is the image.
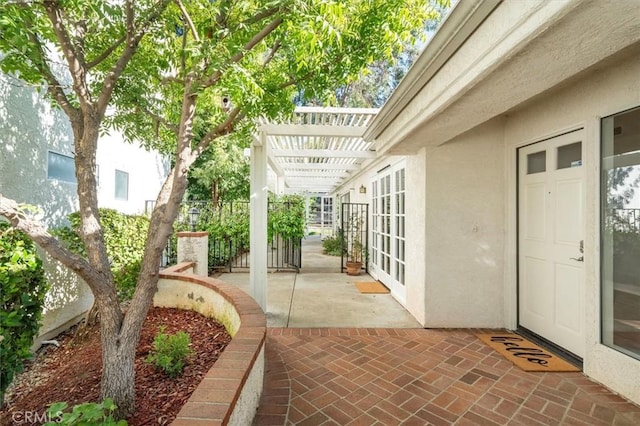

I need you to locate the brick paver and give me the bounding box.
[254,328,640,425]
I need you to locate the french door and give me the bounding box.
[371,162,406,303]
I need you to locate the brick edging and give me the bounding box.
[158,265,266,425]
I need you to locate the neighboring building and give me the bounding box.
[0,73,169,341]
[335,0,640,406]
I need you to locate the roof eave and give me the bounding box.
[363,0,502,142]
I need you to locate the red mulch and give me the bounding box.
[1,307,231,425]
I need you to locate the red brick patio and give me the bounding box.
[254,328,640,425]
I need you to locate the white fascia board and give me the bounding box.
[383,0,640,153]
[294,106,379,115]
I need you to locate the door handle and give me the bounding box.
[570,256,584,262]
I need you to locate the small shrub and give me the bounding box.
[0,222,47,404]
[322,234,345,257]
[45,398,127,425]
[146,327,194,378]
[53,209,149,300]
[268,195,306,242]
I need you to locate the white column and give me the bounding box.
[250,131,268,310]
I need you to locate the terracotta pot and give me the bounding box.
[345,261,363,276]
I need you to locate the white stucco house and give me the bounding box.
[326,0,640,406]
[0,72,169,341]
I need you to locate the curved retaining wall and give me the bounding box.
[154,263,266,425]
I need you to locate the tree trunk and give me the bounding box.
[100,305,136,417]
[211,180,219,207]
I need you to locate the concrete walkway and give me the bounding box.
[219,235,420,328]
[219,236,640,425]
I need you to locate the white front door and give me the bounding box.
[518,130,586,357]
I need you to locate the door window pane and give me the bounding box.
[527,151,546,174]
[557,142,582,169]
[115,169,129,200]
[47,151,76,183]
[601,106,640,360]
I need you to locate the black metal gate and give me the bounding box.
[341,203,368,273]
[160,200,302,273]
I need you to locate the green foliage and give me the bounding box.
[322,234,346,257]
[53,209,149,300]
[188,134,251,206]
[268,195,306,242]
[146,327,194,378]
[335,0,449,107]
[45,398,127,426]
[173,202,250,268]
[0,222,47,405]
[0,0,447,412]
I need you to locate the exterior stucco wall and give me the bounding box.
[37,252,94,345]
[0,74,79,226]
[96,130,169,215]
[502,52,640,405]
[422,118,506,328]
[1,74,168,344]
[405,149,428,324]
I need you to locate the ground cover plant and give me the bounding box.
[0,222,47,405]
[1,307,230,425]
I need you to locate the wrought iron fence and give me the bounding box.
[158,200,302,273]
[341,203,369,273]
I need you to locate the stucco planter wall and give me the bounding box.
[155,263,266,425]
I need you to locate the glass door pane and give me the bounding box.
[601,106,640,360]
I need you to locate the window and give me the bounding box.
[527,150,546,174]
[47,151,76,183]
[601,106,640,360]
[115,169,129,200]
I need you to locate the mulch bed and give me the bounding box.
[1,307,231,425]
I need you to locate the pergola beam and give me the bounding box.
[284,171,350,178]
[276,163,360,171]
[271,149,376,159]
[261,124,367,137]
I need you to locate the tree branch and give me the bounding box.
[21,27,79,119]
[192,107,243,157]
[279,71,314,90]
[137,105,179,134]
[175,0,199,42]
[95,0,173,117]
[160,75,185,85]
[242,5,282,26]
[202,17,283,89]
[263,39,281,67]
[43,0,92,109]
[86,34,127,69]
[0,194,107,293]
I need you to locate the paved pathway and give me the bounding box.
[254,328,640,425]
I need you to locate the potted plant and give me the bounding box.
[345,216,365,276]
